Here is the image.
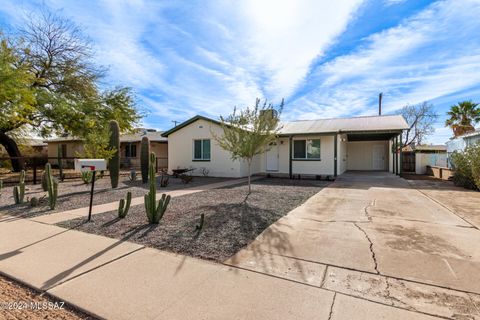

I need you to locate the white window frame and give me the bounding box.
[292,138,321,160]
[193,139,211,161]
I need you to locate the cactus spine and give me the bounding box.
[109,120,120,188]
[13,170,26,204]
[45,163,58,210]
[140,136,150,183]
[57,144,64,181]
[118,191,132,218]
[144,153,170,224]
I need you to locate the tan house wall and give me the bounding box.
[120,142,168,169]
[47,141,84,166]
[347,141,389,171]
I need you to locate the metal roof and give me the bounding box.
[279,115,409,135]
[415,145,447,151]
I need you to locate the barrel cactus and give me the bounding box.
[109,120,120,188]
[140,136,150,183]
[144,153,170,224]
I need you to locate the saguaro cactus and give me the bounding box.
[57,144,64,181]
[144,153,170,224]
[109,120,120,188]
[118,191,132,218]
[140,136,150,183]
[45,163,58,210]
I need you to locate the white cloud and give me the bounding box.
[288,0,480,122]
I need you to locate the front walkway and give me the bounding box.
[0,172,478,319]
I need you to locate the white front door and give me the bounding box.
[266,143,279,171]
[372,145,385,170]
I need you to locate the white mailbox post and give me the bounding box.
[74,159,107,221]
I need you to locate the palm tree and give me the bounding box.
[445,101,480,137]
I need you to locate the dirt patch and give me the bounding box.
[0,273,94,319]
[0,176,229,219]
[57,178,328,262]
[374,225,467,259]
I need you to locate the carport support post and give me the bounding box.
[395,135,399,175]
[399,132,403,176]
[334,134,338,177]
[289,135,293,179]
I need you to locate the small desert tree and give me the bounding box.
[398,102,438,147]
[213,98,283,193]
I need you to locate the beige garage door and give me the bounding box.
[347,141,388,171]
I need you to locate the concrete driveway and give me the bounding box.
[226,172,480,319]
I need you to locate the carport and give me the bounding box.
[342,130,403,174]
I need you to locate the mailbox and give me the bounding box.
[74,159,107,172]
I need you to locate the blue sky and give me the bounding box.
[1,0,480,144]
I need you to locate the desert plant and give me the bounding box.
[140,136,150,183]
[30,196,39,207]
[118,191,132,218]
[160,174,169,187]
[57,144,65,181]
[195,213,205,232]
[45,163,58,209]
[180,174,193,184]
[81,171,99,184]
[144,153,171,223]
[129,170,137,181]
[41,171,48,191]
[13,170,26,204]
[0,179,3,197]
[108,120,120,188]
[201,168,210,177]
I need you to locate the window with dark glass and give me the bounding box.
[293,139,320,159]
[125,144,137,158]
[193,139,210,160]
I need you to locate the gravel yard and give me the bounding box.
[0,273,94,319]
[0,175,229,219]
[57,178,328,262]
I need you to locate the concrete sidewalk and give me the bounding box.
[0,217,441,320]
[30,176,260,225]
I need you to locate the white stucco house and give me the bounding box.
[161,114,409,178]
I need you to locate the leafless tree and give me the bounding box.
[398,102,438,147]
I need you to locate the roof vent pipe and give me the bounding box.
[378,92,383,115]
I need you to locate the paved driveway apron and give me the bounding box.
[226,171,480,319]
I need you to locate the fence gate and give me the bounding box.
[402,151,415,173]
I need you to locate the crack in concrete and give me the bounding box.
[384,277,413,310]
[353,223,379,274]
[327,292,337,320]
[364,199,375,221]
[320,266,329,288]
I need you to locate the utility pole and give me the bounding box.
[378,92,383,115]
[172,120,179,127]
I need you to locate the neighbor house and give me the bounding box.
[45,129,168,169]
[161,114,409,178]
[446,129,480,168]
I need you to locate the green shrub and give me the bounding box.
[451,143,480,190]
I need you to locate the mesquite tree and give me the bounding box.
[213,98,283,193]
[0,9,140,171]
